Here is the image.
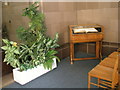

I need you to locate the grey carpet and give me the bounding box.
[4,52,103,88]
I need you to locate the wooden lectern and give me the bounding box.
[69,24,104,64]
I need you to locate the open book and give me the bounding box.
[73,28,98,34]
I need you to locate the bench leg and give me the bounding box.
[88,74,91,88]
[98,78,100,87]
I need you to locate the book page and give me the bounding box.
[85,28,98,33]
[73,28,98,34]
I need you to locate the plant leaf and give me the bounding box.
[2,39,9,44]
[14,49,20,54]
[1,46,8,50]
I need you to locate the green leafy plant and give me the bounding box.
[1,2,60,71]
[1,39,20,68]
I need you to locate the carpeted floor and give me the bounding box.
[4,52,103,88]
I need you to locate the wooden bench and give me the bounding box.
[88,51,119,89]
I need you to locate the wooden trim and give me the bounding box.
[100,80,112,87]
[90,82,107,88]
[73,57,97,61]
[89,74,112,81]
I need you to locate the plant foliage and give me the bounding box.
[1,2,60,71]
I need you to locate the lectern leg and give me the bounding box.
[96,42,100,59]
[70,43,74,64]
[99,41,102,61]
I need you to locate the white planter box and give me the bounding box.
[13,58,57,85]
